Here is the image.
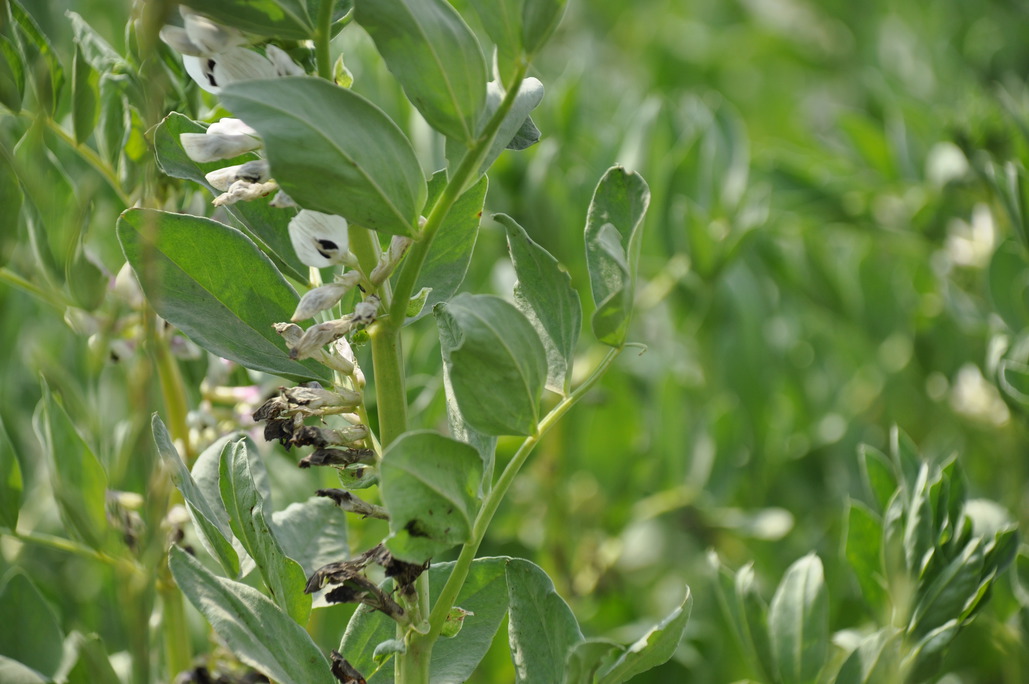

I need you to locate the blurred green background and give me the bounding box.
[2,0,1029,681]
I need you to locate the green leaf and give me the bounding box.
[380,431,482,564]
[355,0,486,144]
[507,558,583,683]
[435,293,547,436]
[151,113,305,281]
[0,570,64,678]
[10,0,64,114]
[151,113,307,282]
[32,379,108,549]
[499,213,581,395]
[596,588,692,684]
[60,632,120,684]
[909,539,984,638]
[0,657,47,684]
[584,166,650,347]
[272,498,349,577]
[177,0,313,40]
[0,416,22,530]
[521,0,568,55]
[152,415,240,577]
[888,426,921,496]
[0,35,24,112]
[834,627,903,684]
[13,121,79,270]
[468,0,524,85]
[845,500,887,612]
[445,77,545,185]
[118,208,329,383]
[442,346,498,491]
[735,564,778,683]
[564,639,624,684]
[903,464,934,576]
[858,445,897,513]
[169,546,333,684]
[66,12,129,75]
[767,554,828,684]
[339,558,510,682]
[219,439,311,624]
[988,239,1029,331]
[406,171,488,322]
[221,77,426,237]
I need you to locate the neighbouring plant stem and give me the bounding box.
[158,561,192,679]
[147,308,192,461]
[313,0,336,82]
[420,346,624,648]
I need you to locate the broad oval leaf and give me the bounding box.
[220,77,426,237]
[152,112,306,282]
[596,588,692,684]
[380,431,482,564]
[220,440,311,624]
[176,0,313,40]
[0,416,22,530]
[522,0,568,56]
[153,415,240,577]
[768,553,828,684]
[169,546,334,684]
[499,213,581,395]
[469,0,523,86]
[118,208,329,383]
[0,571,64,678]
[355,0,486,144]
[585,166,650,347]
[506,559,583,684]
[32,380,108,550]
[435,293,547,436]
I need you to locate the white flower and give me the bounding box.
[205,159,269,191]
[289,210,355,268]
[160,9,304,94]
[180,118,261,163]
[212,179,278,207]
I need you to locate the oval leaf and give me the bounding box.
[118,208,329,383]
[499,213,581,394]
[152,415,240,577]
[507,559,583,684]
[220,77,426,236]
[0,571,64,678]
[0,416,22,530]
[435,293,547,436]
[176,0,313,40]
[596,588,692,684]
[585,166,650,347]
[152,112,306,281]
[169,546,333,684]
[219,439,311,624]
[381,431,482,564]
[768,553,828,684]
[32,380,108,550]
[521,0,568,56]
[355,0,486,144]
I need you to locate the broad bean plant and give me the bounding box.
[124,1,685,682]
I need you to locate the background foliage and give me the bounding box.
[2,0,1029,682]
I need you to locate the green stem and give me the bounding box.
[0,267,66,308]
[158,562,192,679]
[147,309,193,462]
[38,115,132,206]
[422,347,624,645]
[387,61,529,327]
[2,528,124,567]
[314,0,336,81]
